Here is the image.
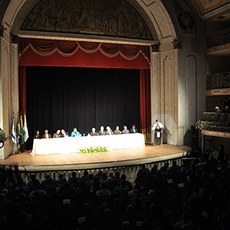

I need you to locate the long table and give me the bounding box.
[32,133,145,155]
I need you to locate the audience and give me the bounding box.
[1,146,229,230]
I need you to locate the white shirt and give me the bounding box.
[152,121,164,131]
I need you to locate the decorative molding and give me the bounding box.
[206,42,230,56]
[173,0,196,35]
[194,0,230,15]
[0,25,6,37]
[151,43,159,52]
[172,39,181,49]
[202,129,230,138]
[141,0,156,7]
[206,88,230,96]
[177,11,195,32]
[11,34,19,44]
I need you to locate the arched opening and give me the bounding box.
[1,0,179,157]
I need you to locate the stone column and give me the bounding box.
[0,37,11,159]
[0,36,19,159]
[160,43,180,145]
[150,46,160,144]
[10,41,19,154]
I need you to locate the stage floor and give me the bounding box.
[0,144,191,171]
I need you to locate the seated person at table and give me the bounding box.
[98,126,106,135]
[34,130,41,139]
[105,126,113,135]
[130,124,138,133]
[70,128,82,137]
[114,126,122,134]
[43,129,52,138]
[122,125,130,134]
[89,127,98,136]
[60,129,69,137]
[53,129,61,138]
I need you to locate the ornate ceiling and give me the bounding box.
[192,0,230,21]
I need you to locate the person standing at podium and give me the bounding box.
[152,119,164,145]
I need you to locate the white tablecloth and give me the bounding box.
[32,133,145,155]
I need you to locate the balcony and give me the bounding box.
[206,29,230,56]
[206,72,230,96]
[207,29,230,48]
[196,112,230,137]
[207,72,230,89]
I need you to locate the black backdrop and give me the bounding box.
[26,66,140,149]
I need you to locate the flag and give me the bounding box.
[11,118,18,144]
[17,115,26,145]
[24,114,29,142]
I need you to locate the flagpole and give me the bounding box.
[11,116,19,154]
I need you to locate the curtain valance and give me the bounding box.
[19,38,150,69]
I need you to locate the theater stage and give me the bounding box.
[0,144,191,172]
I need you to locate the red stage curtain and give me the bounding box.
[19,66,27,115]
[140,69,151,133]
[18,38,151,132]
[19,39,150,69]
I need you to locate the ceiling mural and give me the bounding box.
[21,0,153,40]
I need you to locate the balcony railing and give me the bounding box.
[196,112,230,132]
[207,72,230,89]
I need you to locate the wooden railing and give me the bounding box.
[207,72,230,89]
[0,156,187,184]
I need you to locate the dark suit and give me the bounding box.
[98,130,106,135]
[90,131,98,136]
[130,128,138,133]
[43,134,52,138]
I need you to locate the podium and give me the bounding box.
[153,129,163,145]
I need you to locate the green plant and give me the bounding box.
[79,146,108,153]
[0,128,8,148]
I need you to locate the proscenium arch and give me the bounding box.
[3,0,177,45]
[3,0,179,118]
[0,0,181,159]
